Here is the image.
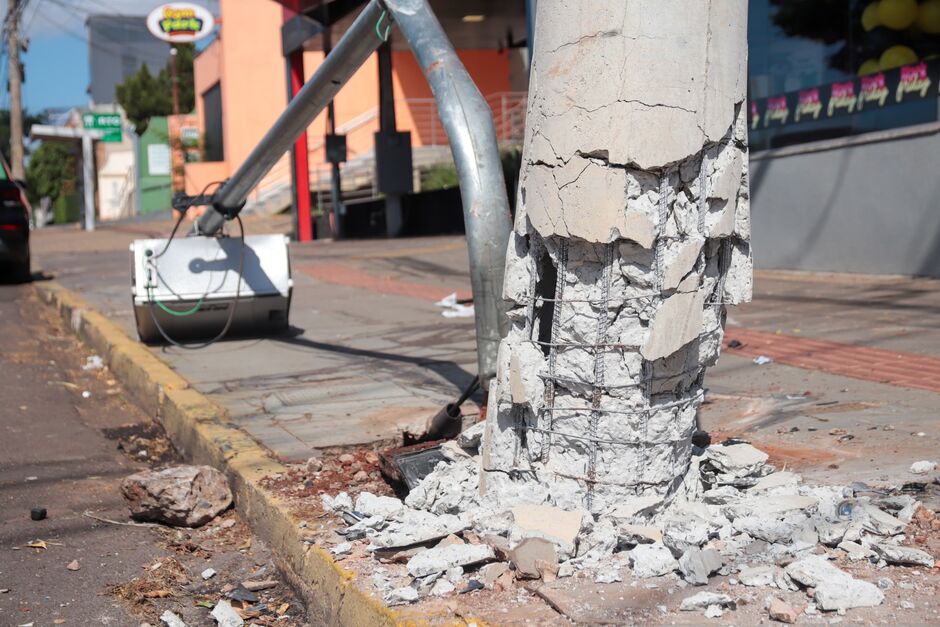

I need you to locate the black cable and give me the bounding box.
[144,180,245,350]
[152,180,224,261]
[147,215,245,351]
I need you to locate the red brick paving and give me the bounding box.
[297,262,472,303]
[725,327,940,394]
[299,258,940,395]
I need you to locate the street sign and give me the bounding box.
[146,3,215,43]
[82,112,122,143]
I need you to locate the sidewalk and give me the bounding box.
[32,218,940,487]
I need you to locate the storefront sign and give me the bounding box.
[146,3,215,43]
[82,112,122,143]
[751,58,940,129]
[147,144,172,176]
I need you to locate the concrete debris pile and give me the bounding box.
[321,428,937,618]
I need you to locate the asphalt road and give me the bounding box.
[0,283,306,626]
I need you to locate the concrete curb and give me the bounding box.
[33,281,421,626]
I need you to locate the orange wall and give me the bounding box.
[186,0,513,195]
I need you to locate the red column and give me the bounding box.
[283,2,313,241]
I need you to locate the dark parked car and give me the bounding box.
[0,161,30,283]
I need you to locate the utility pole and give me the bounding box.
[480,0,753,517]
[6,0,25,180]
[169,46,180,116]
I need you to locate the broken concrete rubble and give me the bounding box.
[909,460,936,475]
[355,492,404,518]
[406,543,494,578]
[385,586,419,606]
[680,591,734,611]
[768,597,799,624]
[121,465,232,528]
[510,503,583,550]
[785,555,884,611]
[737,565,778,588]
[662,518,710,557]
[678,547,722,585]
[317,412,931,618]
[629,542,678,579]
[871,542,935,567]
[509,537,558,580]
[705,443,769,480]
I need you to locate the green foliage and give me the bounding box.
[116,44,196,135]
[25,142,76,205]
[0,109,43,163]
[421,162,459,190]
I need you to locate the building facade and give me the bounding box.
[748,0,940,277]
[184,0,525,224]
[87,16,172,106]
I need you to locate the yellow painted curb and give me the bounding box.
[32,281,452,626]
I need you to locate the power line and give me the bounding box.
[40,0,169,68]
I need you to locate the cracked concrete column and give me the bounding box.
[480,0,751,517]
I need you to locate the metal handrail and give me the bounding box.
[194,0,512,385]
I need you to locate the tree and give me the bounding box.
[116,44,195,135]
[0,109,42,165]
[480,0,752,516]
[25,142,76,205]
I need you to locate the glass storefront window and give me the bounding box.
[748,0,940,150]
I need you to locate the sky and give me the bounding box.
[2,0,219,114]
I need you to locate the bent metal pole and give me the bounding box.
[384,0,513,386]
[195,0,512,387]
[196,0,386,235]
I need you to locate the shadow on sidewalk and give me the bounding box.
[270,329,476,394]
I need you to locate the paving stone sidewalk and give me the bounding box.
[31,217,940,487]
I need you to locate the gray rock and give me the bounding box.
[815,519,848,547]
[857,503,905,536]
[663,518,710,557]
[909,460,936,475]
[752,471,800,491]
[679,591,734,611]
[701,486,741,505]
[738,565,776,587]
[430,578,456,596]
[121,465,232,528]
[456,421,485,449]
[872,543,935,567]
[354,492,404,518]
[368,509,468,548]
[617,523,662,545]
[445,566,464,583]
[732,516,798,544]
[210,600,244,627]
[509,537,558,579]
[406,543,495,577]
[630,542,679,579]
[678,548,723,585]
[594,568,623,584]
[838,540,874,562]
[321,491,353,512]
[703,604,723,619]
[160,611,188,627]
[705,443,768,478]
[785,555,884,612]
[479,562,509,588]
[385,586,419,605]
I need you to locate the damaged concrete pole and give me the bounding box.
[480,0,752,516]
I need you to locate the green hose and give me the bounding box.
[146,280,204,317]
